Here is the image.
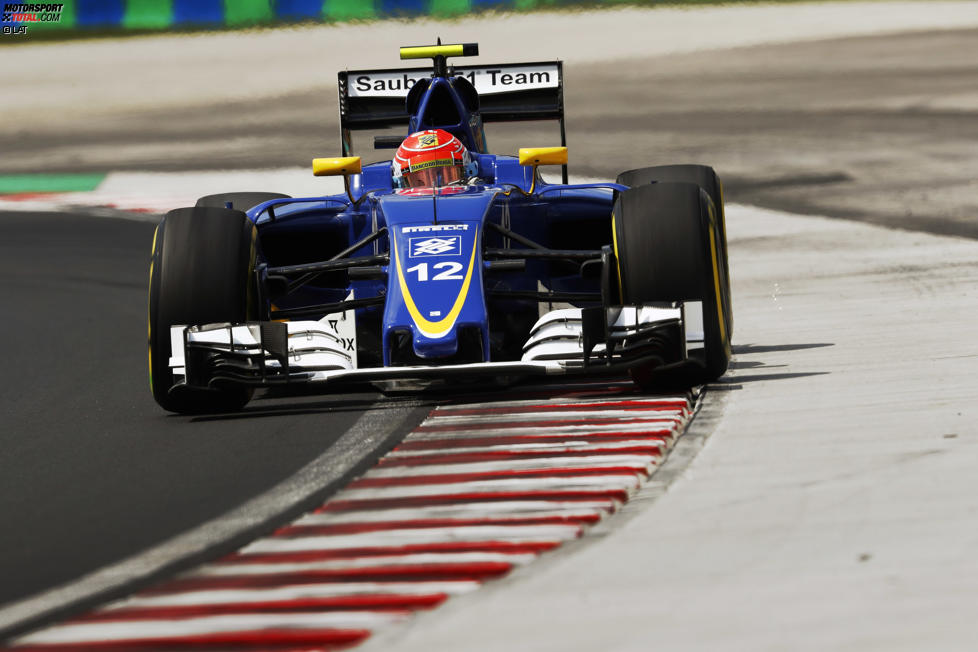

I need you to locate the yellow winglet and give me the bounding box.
[400,43,478,60]
[312,157,362,177]
[519,147,568,166]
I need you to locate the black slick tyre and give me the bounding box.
[616,164,732,338]
[613,182,731,388]
[148,206,257,414]
[196,192,290,211]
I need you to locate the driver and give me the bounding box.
[392,129,478,188]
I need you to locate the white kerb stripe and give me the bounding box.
[404,423,681,439]
[294,503,610,525]
[101,581,481,610]
[241,524,582,554]
[331,476,643,501]
[384,440,669,458]
[15,611,404,645]
[433,397,688,411]
[198,553,536,576]
[361,456,658,477]
[423,410,684,425]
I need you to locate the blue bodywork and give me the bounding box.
[159,48,732,406]
[238,66,625,370]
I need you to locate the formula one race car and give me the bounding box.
[148,42,732,413]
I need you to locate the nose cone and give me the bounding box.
[378,191,495,366]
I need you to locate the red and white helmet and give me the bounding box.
[392,129,472,188]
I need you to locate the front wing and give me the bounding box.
[167,305,702,391]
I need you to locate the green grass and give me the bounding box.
[0,174,106,194]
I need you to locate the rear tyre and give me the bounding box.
[617,164,732,337]
[148,206,258,414]
[196,192,290,211]
[613,182,731,388]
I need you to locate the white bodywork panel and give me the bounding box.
[168,304,699,385]
[170,305,357,378]
[522,305,701,363]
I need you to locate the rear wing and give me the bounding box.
[337,61,566,177]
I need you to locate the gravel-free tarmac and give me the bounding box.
[2,2,977,648]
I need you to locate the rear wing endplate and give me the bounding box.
[337,61,566,177]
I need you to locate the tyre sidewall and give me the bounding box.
[148,207,256,413]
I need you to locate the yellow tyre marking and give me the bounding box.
[706,205,730,355]
[148,225,159,392]
[611,212,624,301]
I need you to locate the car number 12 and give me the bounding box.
[406,262,464,281]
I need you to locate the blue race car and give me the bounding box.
[148,43,732,413]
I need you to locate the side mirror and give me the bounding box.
[518,147,568,167]
[312,156,361,177]
[312,156,361,203]
[517,147,567,194]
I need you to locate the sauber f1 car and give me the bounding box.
[148,43,732,413]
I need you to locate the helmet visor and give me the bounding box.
[403,163,465,188]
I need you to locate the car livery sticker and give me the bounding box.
[410,235,462,257]
[348,63,560,98]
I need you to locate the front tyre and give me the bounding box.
[148,206,257,414]
[613,182,731,388]
[616,164,732,338]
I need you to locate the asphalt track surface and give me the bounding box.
[0,211,427,608]
[2,3,978,647]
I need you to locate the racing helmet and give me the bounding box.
[392,129,475,188]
